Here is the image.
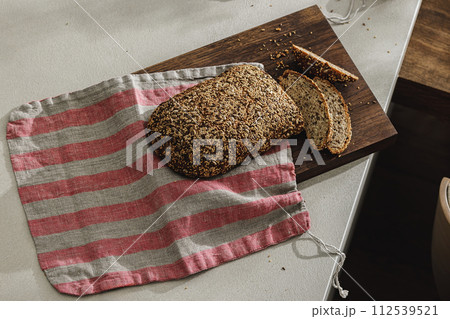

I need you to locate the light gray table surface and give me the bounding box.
[0,0,421,300]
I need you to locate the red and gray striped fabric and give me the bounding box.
[7,63,310,296]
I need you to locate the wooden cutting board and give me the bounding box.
[136,5,397,182]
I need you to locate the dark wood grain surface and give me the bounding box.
[135,5,397,182]
[399,0,450,94]
[393,0,450,121]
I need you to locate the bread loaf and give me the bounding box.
[278,70,332,150]
[147,64,303,178]
[292,44,359,82]
[314,77,352,154]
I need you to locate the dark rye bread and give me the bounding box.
[278,70,332,150]
[292,45,359,82]
[147,64,304,178]
[314,77,352,154]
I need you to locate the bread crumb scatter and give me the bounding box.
[275,27,281,31]
[387,50,390,53]
[309,31,313,34]
[261,28,265,32]
[357,86,360,90]
[276,61,287,70]
[237,38,241,42]
[362,23,366,26]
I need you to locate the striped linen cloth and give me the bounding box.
[7,63,310,296]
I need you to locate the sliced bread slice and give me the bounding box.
[314,77,352,154]
[278,70,332,150]
[292,44,359,82]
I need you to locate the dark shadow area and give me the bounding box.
[333,100,450,300]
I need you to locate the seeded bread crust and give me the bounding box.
[147,64,304,178]
[292,45,359,82]
[314,77,352,154]
[278,69,332,150]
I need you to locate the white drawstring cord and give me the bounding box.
[326,0,367,25]
[306,230,349,298]
[252,178,349,298]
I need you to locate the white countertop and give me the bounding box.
[0,0,421,300]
